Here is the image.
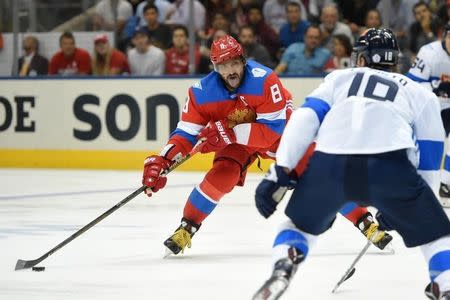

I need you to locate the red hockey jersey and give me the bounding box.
[161,60,293,161]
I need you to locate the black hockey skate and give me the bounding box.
[425,282,450,300]
[440,183,450,198]
[356,213,393,250]
[253,247,304,300]
[164,218,201,256]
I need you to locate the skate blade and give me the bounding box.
[163,248,174,259]
[253,278,289,300]
[440,196,450,208]
[382,244,395,255]
[441,202,450,208]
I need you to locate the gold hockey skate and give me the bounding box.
[357,213,393,250]
[163,218,200,257]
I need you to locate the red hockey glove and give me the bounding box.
[198,120,236,153]
[142,155,172,197]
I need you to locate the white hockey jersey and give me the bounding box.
[277,67,445,192]
[407,40,450,109]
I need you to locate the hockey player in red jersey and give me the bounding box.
[142,35,390,255]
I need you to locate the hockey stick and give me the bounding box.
[15,144,203,271]
[331,240,371,293]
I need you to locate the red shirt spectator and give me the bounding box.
[49,32,91,75]
[109,50,130,73]
[246,4,281,60]
[166,47,201,74]
[166,25,201,74]
[92,34,130,75]
[323,34,352,72]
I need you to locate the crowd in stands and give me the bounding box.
[11,0,450,77]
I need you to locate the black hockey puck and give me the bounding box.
[32,266,45,272]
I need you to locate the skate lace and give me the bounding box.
[172,228,192,253]
[364,223,384,243]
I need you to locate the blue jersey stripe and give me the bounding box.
[417,140,444,171]
[429,250,450,280]
[273,229,309,256]
[257,118,285,135]
[406,72,429,83]
[188,188,217,215]
[192,72,233,105]
[339,202,358,216]
[430,76,440,82]
[445,155,450,172]
[169,128,197,146]
[237,60,272,96]
[302,97,330,123]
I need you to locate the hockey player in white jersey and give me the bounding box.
[407,23,450,205]
[253,28,450,300]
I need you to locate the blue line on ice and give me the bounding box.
[0,178,260,201]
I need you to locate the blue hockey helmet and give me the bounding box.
[351,28,399,69]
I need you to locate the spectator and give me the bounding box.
[377,0,416,50]
[198,12,232,47]
[377,0,417,28]
[165,25,201,74]
[319,4,353,51]
[437,0,450,25]
[203,0,234,30]
[140,3,172,50]
[335,0,379,35]
[360,8,383,34]
[128,28,165,75]
[128,0,145,13]
[136,0,174,27]
[93,0,133,36]
[212,28,228,41]
[316,0,335,9]
[247,4,281,59]
[409,1,441,55]
[323,34,352,72]
[263,0,289,33]
[49,32,91,76]
[239,25,275,68]
[279,1,310,48]
[92,34,130,76]
[231,0,258,34]
[165,0,206,32]
[297,0,320,22]
[275,25,330,75]
[263,0,318,33]
[17,35,48,76]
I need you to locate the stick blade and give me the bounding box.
[344,267,356,281]
[15,259,38,271]
[332,267,356,293]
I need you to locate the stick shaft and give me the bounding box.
[15,145,201,270]
[331,240,371,293]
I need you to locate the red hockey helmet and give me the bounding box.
[210,35,244,65]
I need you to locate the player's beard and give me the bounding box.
[224,73,242,90]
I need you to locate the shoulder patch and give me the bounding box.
[193,81,202,90]
[251,67,267,78]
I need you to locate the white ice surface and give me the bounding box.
[0,169,443,300]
